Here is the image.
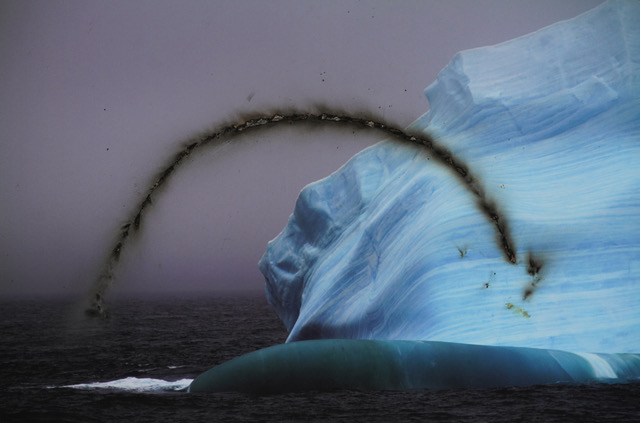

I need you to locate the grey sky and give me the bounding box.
[0,0,603,299]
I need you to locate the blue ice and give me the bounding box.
[192,0,640,393]
[189,340,640,393]
[259,0,640,354]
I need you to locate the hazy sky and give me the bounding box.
[0,0,603,299]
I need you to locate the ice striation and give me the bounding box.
[258,0,640,354]
[191,0,640,393]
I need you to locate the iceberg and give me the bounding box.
[189,340,640,393]
[259,0,640,353]
[191,0,640,392]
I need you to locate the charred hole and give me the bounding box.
[527,252,544,276]
[455,166,467,177]
[523,287,534,300]
[142,195,152,208]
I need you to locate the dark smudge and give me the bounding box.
[523,252,545,300]
[86,107,520,316]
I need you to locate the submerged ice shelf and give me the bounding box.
[192,0,640,392]
[189,340,640,393]
[259,0,640,354]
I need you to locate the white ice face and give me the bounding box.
[259,0,640,354]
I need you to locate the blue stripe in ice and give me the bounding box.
[259,0,640,354]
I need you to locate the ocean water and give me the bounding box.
[1,294,638,422]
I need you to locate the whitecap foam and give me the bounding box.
[60,376,192,392]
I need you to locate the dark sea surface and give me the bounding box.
[1,294,639,422]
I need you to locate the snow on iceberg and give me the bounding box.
[258,0,640,354]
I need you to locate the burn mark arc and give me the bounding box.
[86,108,518,316]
